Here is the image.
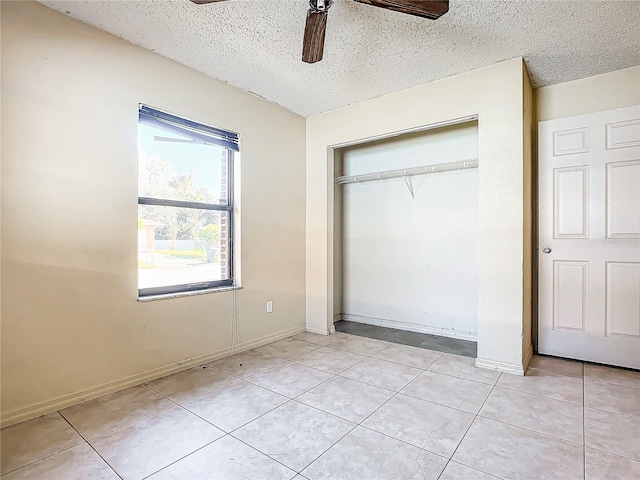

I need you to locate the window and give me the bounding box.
[137,105,238,297]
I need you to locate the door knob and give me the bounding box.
[543,247,552,254]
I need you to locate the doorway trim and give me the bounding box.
[305,58,534,375]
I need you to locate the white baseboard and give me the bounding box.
[1,324,305,429]
[475,357,526,376]
[333,313,342,322]
[305,323,329,335]
[341,314,477,342]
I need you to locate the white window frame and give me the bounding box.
[137,105,238,298]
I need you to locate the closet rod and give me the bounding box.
[335,158,478,185]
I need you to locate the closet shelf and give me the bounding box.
[335,158,479,185]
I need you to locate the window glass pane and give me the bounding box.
[138,123,230,205]
[138,205,230,290]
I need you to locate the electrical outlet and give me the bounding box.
[266,301,273,313]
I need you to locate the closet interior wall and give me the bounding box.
[334,122,480,341]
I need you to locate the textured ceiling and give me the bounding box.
[39,0,640,117]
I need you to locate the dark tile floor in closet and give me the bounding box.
[333,320,477,358]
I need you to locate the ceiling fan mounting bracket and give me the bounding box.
[310,0,333,13]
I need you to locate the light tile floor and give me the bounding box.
[1,332,639,480]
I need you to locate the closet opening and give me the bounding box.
[333,120,479,357]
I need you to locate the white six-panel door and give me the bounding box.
[539,105,640,369]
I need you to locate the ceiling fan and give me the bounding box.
[189,0,449,63]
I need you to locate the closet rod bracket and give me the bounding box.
[403,176,415,199]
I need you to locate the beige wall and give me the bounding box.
[306,58,532,374]
[1,1,306,426]
[537,66,640,122]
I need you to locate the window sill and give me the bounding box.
[137,286,243,302]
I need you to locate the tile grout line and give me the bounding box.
[205,350,287,371]
[240,340,372,376]
[368,353,445,370]
[583,376,640,391]
[52,385,179,441]
[202,355,340,401]
[397,365,498,408]
[239,360,363,398]
[141,380,300,478]
[296,368,430,476]
[582,377,640,390]
[134,375,305,477]
[280,416,356,475]
[582,360,640,374]
[140,428,296,479]
[238,337,396,397]
[343,357,464,464]
[425,369,501,387]
[200,364,279,383]
[324,344,393,358]
[229,356,372,475]
[0,438,86,477]
[143,346,364,477]
[334,362,429,394]
[292,355,370,375]
[353,365,473,479]
[526,365,585,379]
[1,378,233,479]
[437,372,505,480]
[457,369,592,477]
[532,360,640,387]
[356,422,452,461]
[474,412,586,447]
[290,334,351,349]
[59,385,175,437]
[142,336,328,406]
[243,357,348,381]
[108,384,236,479]
[223,336,445,475]
[223,434,299,477]
[170,351,371,464]
[206,340,552,420]
[224,364,359,475]
[584,445,640,464]
[139,437,225,480]
[293,366,435,436]
[472,376,589,446]
[221,392,291,435]
[57,411,125,480]
[142,379,242,414]
[317,351,515,420]
[487,382,583,407]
